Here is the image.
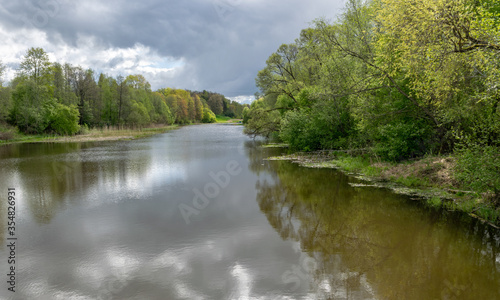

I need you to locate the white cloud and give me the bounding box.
[0,0,346,97]
[0,26,185,89]
[227,95,255,105]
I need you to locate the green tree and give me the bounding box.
[374,0,500,144]
[127,101,150,126]
[10,49,55,133]
[193,94,204,121]
[98,73,119,125]
[0,86,12,123]
[0,60,5,88]
[116,75,129,124]
[202,107,217,123]
[10,80,53,133]
[207,94,224,115]
[48,103,80,135]
[243,98,281,139]
[149,92,173,124]
[19,48,52,85]
[0,60,12,123]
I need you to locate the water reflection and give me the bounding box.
[0,142,154,224]
[252,157,500,299]
[0,126,499,299]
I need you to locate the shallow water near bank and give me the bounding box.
[0,124,498,299]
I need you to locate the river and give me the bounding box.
[0,124,498,299]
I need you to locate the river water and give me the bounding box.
[0,124,498,299]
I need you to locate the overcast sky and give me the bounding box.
[0,0,345,103]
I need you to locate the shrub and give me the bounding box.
[374,121,433,161]
[279,98,355,151]
[48,103,80,135]
[455,143,500,196]
[0,131,14,140]
[202,108,216,123]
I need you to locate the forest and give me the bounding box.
[0,47,246,136]
[244,0,500,200]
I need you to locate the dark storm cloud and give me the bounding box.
[0,0,345,97]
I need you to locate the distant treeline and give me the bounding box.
[0,47,247,135]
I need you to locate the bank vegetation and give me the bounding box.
[245,0,500,224]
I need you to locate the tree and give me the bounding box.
[10,49,55,133]
[374,0,500,149]
[150,92,173,124]
[0,60,5,87]
[52,63,78,106]
[193,94,204,121]
[207,94,224,115]
[68,67,99,126]
[127,101,150,126]
[48,103,80,135]
[187,97,196,121]
[10,80,53,133]
[176,96,189,123]
[116,75,129,124]
[19,47,52,86]
[243,98,281,139]
[98,73,118,125]
[256,43,304,105]
[202,107,217,123]
[0,61,11,123]
[0,86,12,123]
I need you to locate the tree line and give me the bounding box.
[244,0,500,195]
[0,47,246,135]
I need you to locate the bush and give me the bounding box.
[279,98,355,151]
[455,143,500,195]
[279,110,313,150]
[48,103,80,135]
[0,131,14,140]
[202,108,216,123]
[10,81,52,134]
[374,121,433,161]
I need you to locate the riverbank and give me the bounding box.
[0,124,179,145]
[215,116,243,124]
[265,147,500,228]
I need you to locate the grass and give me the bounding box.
[215,115,243,124]
[0,124,179,145]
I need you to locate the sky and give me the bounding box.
[0,0,345,104]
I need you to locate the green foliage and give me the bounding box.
[279,92,355,151]
[202,107,217,123]
[2,47,227,136]
[242,107,250,124]
[19,47,52,86]
[279,110,313,150]
[48,103,80,135]
[10,80,53,134]
[243,98,281,139]
[248,0,500,176]
[331,153,371,172]
[374,121,434,161]
[127,101,151,126]
[455,143,500,195]
[0,86,12,123]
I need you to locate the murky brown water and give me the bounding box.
[0,124,498,299]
